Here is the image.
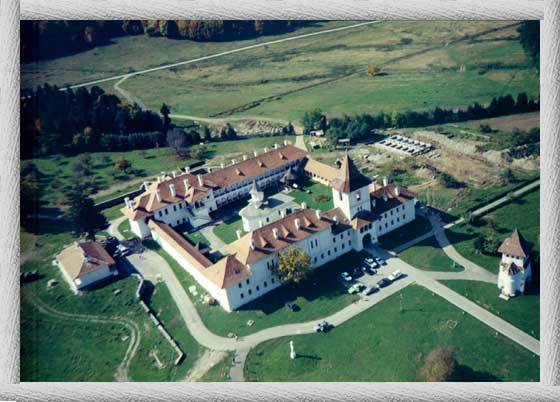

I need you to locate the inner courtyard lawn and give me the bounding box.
[378,215,432,250]
[445,188,539,274]
[244,285,539,382]
[212,215,245,245]
[145,240,363,337]
[398,236,463,272]
[288,180,334,211]
[440,280,539,339]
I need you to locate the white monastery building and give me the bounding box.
[55,240,117,293]
[122,142,417,311]
[497,229,533,299]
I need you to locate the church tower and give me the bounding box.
[330,154,372,220]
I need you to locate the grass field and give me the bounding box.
[378,216,432,250]
[289,180,334,211]
[22,21,355,91]
[117,218,136,240]
[20,259,198,381]
[441,280,539,339]
[446,187,539,274]
[145,240,362,337]
[112,21,537,123]
[212,215,245,245]
[398,236,463,272]
[244,284,539,382]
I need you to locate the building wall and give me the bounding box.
[130,218,151,239]
[150,226,232,311]
[375,199,416,237]
[333,186,371,219]
[75,266,115,290]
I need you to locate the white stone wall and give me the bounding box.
[75,266,115,290]
[153,202,194,228]
[376,199,416,237]
[151,228,232,311]
[130,218,151,239]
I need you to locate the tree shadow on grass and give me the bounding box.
[444,229,478,246]
[451,364,501,382]
[296,354,322,361]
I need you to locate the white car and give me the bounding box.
[348,283,366,294]
[388,270,404,281]
[341,272,353,282]
[362,286,379,296]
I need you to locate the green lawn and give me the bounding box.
[199,353,233,382]
[102,204,125,222]
[289,180,333,211]
[149,282,204,375]
[145,240,362,337]
[441,280,539,339]
[398,236,463,272]
[379,216,432,250]
[118,218,136,240]
[181,228,210,248]
[446,188,539,274]
[245,285,539,382]
[212,215,245,245]
[20,258,196,381]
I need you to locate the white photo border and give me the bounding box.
[2,0,559,399]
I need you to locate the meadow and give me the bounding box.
[244,285,539,382]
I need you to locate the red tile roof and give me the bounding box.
[329,154,372,193]
[370,183,417,214]
[497,229,533,258]
[57,240,115,280]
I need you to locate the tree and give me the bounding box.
[166,127,187,155]
[421,347,457,381]
[160,103,171,133]
[66,181,107,236]
[191,144,209,160]
[202,125,212,142]
[500,168,515,184]
[438,173,461,189]
[518,21,540,69]
[301,109,325,134]
[272,246,311,286]
[220,123,237,140]
[114,157,131,172]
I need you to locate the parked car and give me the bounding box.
[364,257,378,268]
[377,278,391,288]
[388,270,404,281]
[362,265,375,275]
[113,244,131,258]
[314,320,332,333]
[352,267,363,278]
[285,302,300,312]
[341,272,352,282]
[374,256,386,265]
[348,283,366,294]
[362,286,379,296]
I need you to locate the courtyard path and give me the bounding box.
[199,225,226,251]
[294,133,308,151]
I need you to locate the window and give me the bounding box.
[328,250,331,256]
[334,247,337,253]
[339,191,343,201]
[158,211,162,217]
[385,223,388,228]
[397,217,400,222]
[271,278,275,283]
[340,234,343,240]
[256,286,260,291]
[342,243,345,250]
[310,242,314,249]
[173,205,177,212]
[248,289,252,295]
[391,220,394,225]
[313,257,317,263]
[238,283,242,288]
[321,253,324,259]
[246,279,250,285]
[264,281,268,287]
[348,240,351,246]
[177,220,180,225]
[165,209,169,215]
[315,239,318,247]
[240,293,244,299]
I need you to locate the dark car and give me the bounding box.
[362,265,375,276]
[377,278,391,288]
[352,267,364,278]
[314,320,333,333]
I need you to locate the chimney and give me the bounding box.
[280,210,286,218]
[284,139,288,146]
[272,227,279,239]
[294,218,301,231]
[197,174,203,186]
[394,186,400,196]
[383,177,388,187]
[333,215,338,224]
[172,170,177,178]
[236,230,242,240]
[264,147,268,153]
[231,159,236,165]
[274,143,279,149]
[185,166,190,174]
[253,150,258,157]
[243,154,247,161]
[155,189,161,202]
[250,239,256,250]
[316,209,321,220]
[183,179,190,191]
[157,176,162,184]
[169,184,176,197]
[143,181,149,191]
[301,202,307,210]
[124,197,132,209]
[259,219,264,228]
[221,163,225,169]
